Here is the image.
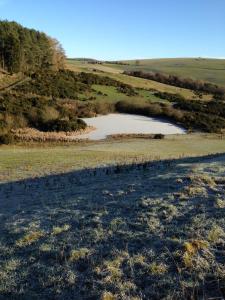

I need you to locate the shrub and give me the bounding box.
[154,134,165,139]
[41,118,86,132]
[154,92,185,102]
[117,85,137,96]
[94,102,115,115]
[39,106,60,123]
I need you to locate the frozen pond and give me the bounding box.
[76,113,186,140]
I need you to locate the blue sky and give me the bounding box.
[0,0,225,60]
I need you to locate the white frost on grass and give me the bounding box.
[75,113,186,140]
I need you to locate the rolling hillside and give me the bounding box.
[67,58,225,87]
[66,59,212,100]
[106,58,225,87]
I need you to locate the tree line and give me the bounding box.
[0,20,65,73]
[124,71,225,99]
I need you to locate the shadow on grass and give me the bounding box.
[0,153,224,299]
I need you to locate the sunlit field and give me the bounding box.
[0,134,224,183]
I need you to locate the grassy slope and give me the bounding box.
[67,59,123,74]
[97,73,204,99]
[90,84,164,104]
[66,59,212,100]
[0,152,224,298]
[0,134,225,183]
[107,58,225,87]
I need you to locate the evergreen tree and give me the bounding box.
[0,20,65,73]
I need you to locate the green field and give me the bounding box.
[90,84,165,104]
[107,58,225,87]
[67,57,225,87]
[96,73,199,99]
[66,59,213,100]
[1,134,225,183]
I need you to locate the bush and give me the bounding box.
[154,134,165,139]
[94,102,115,115]
[39,106,60,123]
[154,92,185,102]
[115,101,163,117]
[40,118,87,132]
[117,85,137,96]
[0,92,89,133]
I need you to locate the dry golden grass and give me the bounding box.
[52,224,71,235]
[12,126,95,142]
[16,231,45,247]
[69,248,90,262]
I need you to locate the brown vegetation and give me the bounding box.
[12,126,95,142]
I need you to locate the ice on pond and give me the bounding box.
[75,113,186,140]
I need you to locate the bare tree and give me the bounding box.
[48,37,66,70]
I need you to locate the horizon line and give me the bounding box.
[67,56,225,61]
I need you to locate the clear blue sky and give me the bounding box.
[0,0,225,60]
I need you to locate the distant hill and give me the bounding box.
[105,58,225,87]
[68,58,101,63]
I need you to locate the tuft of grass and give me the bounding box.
[101,252,129,283]
[132,254,146,266]
[184,240,209,255]
[188,174,216,188]
[0,259,21,294]
[52,224,71,235]
[184,185,207,197]
[4,259,21,272]
[65,270,76,285]
[183,240,209,268]
[215,198,225,209]
[101,291,116,300]
[69,248,90,262]
[177,192,189,201]
[39,243,52,252]
[147,217,161,233]
[16,230,45,247]
[109,218,125,232]
[148,262,168,275]
[208,226,225,243]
